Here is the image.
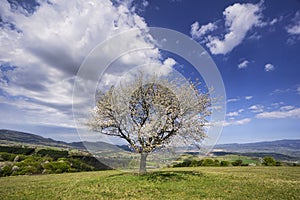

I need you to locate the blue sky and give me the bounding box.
[0,0,300,144]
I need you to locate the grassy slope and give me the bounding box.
[0,167,299,200]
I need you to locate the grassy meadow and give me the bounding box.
[0,166,299,200]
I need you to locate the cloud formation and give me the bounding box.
[224,118,251,126]
[190,22,217,39]
[269,18,278,26]
[264,63,275,72]
[286,11,300,36]
[238,60,249,69]
[249,104,264,113]
[256,107,300,119]
[0,0,164,138]
[191,2,264,55]
[226,112,239,117]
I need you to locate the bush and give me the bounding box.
[173,159,192,168]
[0,152,16,161]
[0,165,12,177]
[16,155,43,168]
[201,159,219,166]
[43,161,71,173]
[232,159,243,166]
[262,156,276,166]
[189,159,202,167]
[214,159,220,166]
[0,146,35,155]
[37,149,68,160]
[0,147,105,176]
[16,165,40,175]
[220,161,231,166]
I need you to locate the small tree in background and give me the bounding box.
[220,160,230,166]
[262,156,276,166]
[87,73,211,173]
[232,159,243,166]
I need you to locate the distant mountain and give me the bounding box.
[215,139,300,159]
[0,129,124,151]
[1,129,299,159]
[0,129,70,148]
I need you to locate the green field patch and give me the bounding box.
[0,167,299,199]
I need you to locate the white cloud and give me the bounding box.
[286,11,300,44]
[269,18,278,26]
[224,118,251,126]
[248,32,262,40]
[245,96,253,100]
[249,104,264,113]
[297,86,300,95]
[205,2,264,54]
[227,98,240,103]
[287,25,300,35]
[286,11,300,36]
[226,112,239,117]
[0,0,162,132]
[142,0,149,8]
[226,108,245,117]
[190,22,217,39]
[162,57,176,68]
[280,105,295,111]
[270,102,285,108]
[238,60,249,69]
[265,63,275,72]
[238,109,244,113]
[256,108,300,119]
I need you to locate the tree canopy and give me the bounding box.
[88,74,211,173]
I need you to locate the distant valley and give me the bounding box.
[1,129,299,160]
[214,140,300,160]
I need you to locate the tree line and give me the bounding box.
[173,156,299,167]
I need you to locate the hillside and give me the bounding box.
[0,129,70,148]
[1,129,299,159]
[215,139,300,159]
[0,129,124,152]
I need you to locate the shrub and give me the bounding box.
[232,159,243,166]
[16,165,40,175]
[43,161,71,173]
[0,165,12,177]
[37,149,68,160]
[201,159,219,166]
[220,161,230,166]
[214,159,220,166]
[0,146,35,155]
[262,156,276,166]
[189,159,202,167]
[0,152,16,161]
[16,156,43,172]
[182,159,192,167]
[173,159,193,168]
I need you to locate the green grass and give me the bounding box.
[0,167,299,200]
[215,154,260,164]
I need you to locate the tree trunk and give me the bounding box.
[139,152,148,174]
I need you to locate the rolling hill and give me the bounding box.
[0,129,70,148]
[0,129,125,151]
[1,129,299,159]
[214,140,300,159]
